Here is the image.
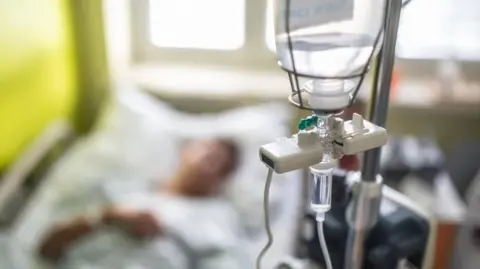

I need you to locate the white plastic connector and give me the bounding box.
[339,113,388,155]
[260,132,324,174]
[306,80,351,111]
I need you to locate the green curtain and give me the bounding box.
[68,0,110,134]
[0,0,109,170]
[0,0,76,170]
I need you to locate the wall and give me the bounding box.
[0,0,76,170]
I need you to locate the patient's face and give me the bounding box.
[178,139,238,195]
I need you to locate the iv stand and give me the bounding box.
[344,0,403,268]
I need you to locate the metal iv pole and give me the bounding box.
[344,0,403,268]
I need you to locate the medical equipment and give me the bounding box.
[256,0,429,269]
[299,170,436,269]
[454,170,480,269]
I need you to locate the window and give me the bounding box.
[397,0,480,61]
[130,0,276,70]
[267,0,480,61]
[149,0,245,50]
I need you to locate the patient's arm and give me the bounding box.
[38,215,101,262]
[102,206,163,239]
[38,207,163,262]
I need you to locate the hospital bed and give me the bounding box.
[0,121,76,268]
[0,89,305,269]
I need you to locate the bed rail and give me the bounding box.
[0,121,75,226]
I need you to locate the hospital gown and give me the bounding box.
[60,192,253,269]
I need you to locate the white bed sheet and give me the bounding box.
[9,134,303,269]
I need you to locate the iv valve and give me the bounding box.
[259,113,387,173]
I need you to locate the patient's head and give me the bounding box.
[168,138,239,197]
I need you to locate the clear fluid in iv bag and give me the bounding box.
[310,168,333,212]
[276,33,375,78]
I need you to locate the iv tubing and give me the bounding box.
[256,168,274,269]
[317,220,333,269]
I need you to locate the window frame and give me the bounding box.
[130,0,278,71]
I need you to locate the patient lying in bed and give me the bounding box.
[38,139,252,268]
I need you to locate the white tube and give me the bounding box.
[317,220,333,269]
[256,168,274,269]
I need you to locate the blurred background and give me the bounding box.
[0,0,479,268]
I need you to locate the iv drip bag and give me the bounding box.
[274,0,387,111]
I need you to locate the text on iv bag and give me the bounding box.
[276,0,354,32]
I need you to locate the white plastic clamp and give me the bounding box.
[336,113,388,155]
[260,131,324,174]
